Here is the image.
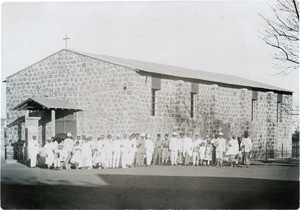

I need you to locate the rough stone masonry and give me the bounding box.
[4,49,293,160]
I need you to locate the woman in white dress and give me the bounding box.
[71,141,83,169]
[226,135,239,167]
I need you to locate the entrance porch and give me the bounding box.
[7,97,81,160]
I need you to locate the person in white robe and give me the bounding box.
[96,135,106,169]
[177,133,184,165]
[128,134,137,167]
[169,132,178,166]
[52,137,60,169]
[241,131,253,167]
[183,133,193,166]
[198,135,207,165]
[89,136,98,168]
[161,134,170,166]
[145,134,154,166]
[81,137,93,169]
[112,134,122,168]
[204,140,212,166]
[63,133,74,170]
[105,134,114,168]
[59,141,68,168]
[76,136,83,146]
[43,139,55,169]
[226,135,239,167]
[216,132,226,167]
[28,135,39,168]
[121,134,130,168]
[135,133,146,167]
[71,141,83,169]
[192,134,201,166]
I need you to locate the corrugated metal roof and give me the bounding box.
[67,49,292,93]
[12,98,81,111]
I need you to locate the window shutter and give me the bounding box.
[191,83,199,93]
[252,91,258,100]
[152,77,161,90]
[277,94,283,103]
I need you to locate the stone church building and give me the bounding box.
[4,49,293,160]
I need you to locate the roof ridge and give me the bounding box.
[5,48,293,94]
[66,49,292,93]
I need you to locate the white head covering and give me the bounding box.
[172,132,177,136]
[67,132,72,137]
[146,134,151,139]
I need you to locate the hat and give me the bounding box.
[146,134,151,138]
[218,132,223,136]
[141,133,145,137]
[206,134,209,138]
[116,134,121,138]
[67,132,72,137]
[172,132,178,136]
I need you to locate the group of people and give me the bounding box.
[27,130,253,169]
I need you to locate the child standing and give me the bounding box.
[192,134,201,166]
[198,136,207,166]
[204,140,212,166]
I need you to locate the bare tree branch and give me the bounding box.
[260,0,299,74]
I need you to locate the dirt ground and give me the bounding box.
[1,162,299,209]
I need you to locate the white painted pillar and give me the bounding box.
[25,110,29,118]
[51,110,55,138]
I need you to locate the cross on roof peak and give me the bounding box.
[63,34,70,49]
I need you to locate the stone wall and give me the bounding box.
[250,92,270,159]
[5,49,293,159]
[6,50,137,148]
[1,118,7,159]
[266,93,293,158]
[198,85,293,160]
[130,74,293,159]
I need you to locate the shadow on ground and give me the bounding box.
[2,174,299,209]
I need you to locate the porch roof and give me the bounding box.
[12,98,82,111]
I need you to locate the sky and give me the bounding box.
[1,1,299,118]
